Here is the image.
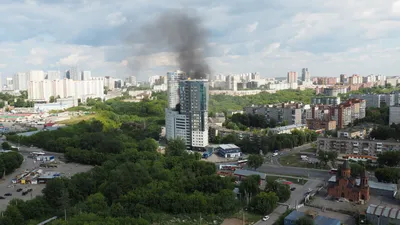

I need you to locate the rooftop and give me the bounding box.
[218,144,240,150]
[328,176,397,192]
[367,204,400,219]
[233,169,267,180]
[285,210,340,225]
[269,124,307,132]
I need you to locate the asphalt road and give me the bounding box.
[256,164,331,180]
[254,179,323,225]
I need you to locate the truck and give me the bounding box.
[300,155,308,161]
[202,150,213,159]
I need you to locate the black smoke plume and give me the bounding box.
[131,10,210,79]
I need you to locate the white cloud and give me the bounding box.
[106,12,127,26]
[247,22,258,33]
[263,43,280,56]
[1,0,400,79]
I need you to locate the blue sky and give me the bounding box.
[2,0,400,81]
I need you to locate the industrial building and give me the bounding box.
[216,144,241,158]
[284,210,340,225]
[366,204,400,225]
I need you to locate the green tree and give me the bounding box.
[350,163,365,177]
[1,205,24,225]
[265,178,291,202]
[165,138,186,156]
[296,216,315,225]
[377,151,400,167]
[248,154,264,170]
[250,192,279,214]
[138,138,159,152]
[49,96,55,103]
[1,141,11,150]
[239,175,261,200]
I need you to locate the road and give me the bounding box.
[254,179,322,225]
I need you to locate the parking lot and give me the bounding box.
[0,151,92,211]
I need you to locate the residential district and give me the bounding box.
[2,69,400,225]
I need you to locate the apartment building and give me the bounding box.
[350,93,395,108]
[306,119,336,131]
[334,99,366,129]
[165,77,209,149]
[317,137,400,157]
[323,86,347,96]
[311,96,341,106]
[244,102,303,125]
[389,105,400,125]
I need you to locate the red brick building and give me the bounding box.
[327,160,370,202]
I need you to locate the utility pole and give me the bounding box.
[199,213,202,225]
[242,209,245,225]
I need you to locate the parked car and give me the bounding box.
[27,188,32,192]
[290,187,296,191]
[16,188,23,192]
[0,196,5,199]
[4,193,12,196]
[262,215,270,221]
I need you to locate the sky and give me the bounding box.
[2,0,400,81]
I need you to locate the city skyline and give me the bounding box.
[1,1,400,80]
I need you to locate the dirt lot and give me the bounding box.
[221,218,243,225]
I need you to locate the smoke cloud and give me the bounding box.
[130,9,210,79]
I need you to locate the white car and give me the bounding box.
[262,215,270,221]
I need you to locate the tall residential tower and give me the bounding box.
[165,70,209,149]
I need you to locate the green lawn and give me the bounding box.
[231,210,262,224]
[268,175,307,185]
[300,148,316,153]
[278,153,330,170]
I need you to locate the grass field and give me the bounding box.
[56,114,97,125]
[230,210,262,225]
[278,153,330,170]
[300,148,317,153]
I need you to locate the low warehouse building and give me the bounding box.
[284,210,340,225]
[366,204,400,225]
[217,144,241,158]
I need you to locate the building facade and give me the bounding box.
[46,71,61,81]
[244,103,303,125]
[390,106,400,125]
[13,72,28,91]
[28,78,104,102]
[317,137,400,157]
[165,77,209,149]
[327,160,370,202]
[287,71,298,83]
[301,68,310,82]
[311,96,341,106]
[167,70,186,109]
